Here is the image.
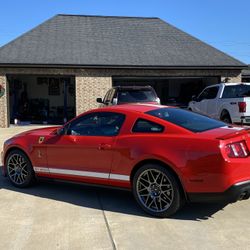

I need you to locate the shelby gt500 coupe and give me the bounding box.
[2,104,250,217]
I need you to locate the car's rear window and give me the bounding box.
[222,85,250,98]
[146,108,226,132]
[118,89,157,103]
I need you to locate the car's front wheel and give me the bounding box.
[6,149,35,188]
[133,164,183,218]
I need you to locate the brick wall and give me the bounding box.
[0,67,242,127]
[0,74,8,127]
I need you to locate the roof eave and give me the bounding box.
[0,63,247,70]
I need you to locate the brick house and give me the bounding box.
[0,14,246,127]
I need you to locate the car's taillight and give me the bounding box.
[225,141,249,158]
[238,102,246,113]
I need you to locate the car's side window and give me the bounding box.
[103,89,114,104]
[132,118,164,133]
[67,112,125,136]
[103,90,110,104]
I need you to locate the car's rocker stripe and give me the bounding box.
[109,174,130,181]
[33,167,130,181]
[33,167,50,173]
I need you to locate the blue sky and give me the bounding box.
[0,0,249,63]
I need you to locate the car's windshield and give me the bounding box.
[222,85,250,98]
[146,108,226,132]
[117,89,157,103]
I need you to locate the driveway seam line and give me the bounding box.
[97,192,117,250]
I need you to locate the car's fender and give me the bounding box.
[3,135,48,174]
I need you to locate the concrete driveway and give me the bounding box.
[0,126,250,250]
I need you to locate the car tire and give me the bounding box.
[221,112,232,124]
[6,149,36,188]
[132,164,183,218]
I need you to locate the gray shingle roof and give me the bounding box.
[0,14,245,68]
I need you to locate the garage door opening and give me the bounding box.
[113,77,220,108]
[7,75,76,125]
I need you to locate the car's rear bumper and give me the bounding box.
[188,180,250,203]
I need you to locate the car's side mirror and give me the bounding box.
[156,97,161,104]
[96,98,103,103]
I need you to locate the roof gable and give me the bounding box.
[0,14,245,68]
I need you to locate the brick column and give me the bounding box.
[0,75,8,128]
[221,72,242,83]
[75,71,112,115]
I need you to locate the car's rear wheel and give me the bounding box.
[6,150,35,188]
[132,164,183,218]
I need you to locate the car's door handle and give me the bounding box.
[98,143,112,150]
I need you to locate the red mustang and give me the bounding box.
[2,104,250,217]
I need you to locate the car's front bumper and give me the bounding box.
[188,180,250,203]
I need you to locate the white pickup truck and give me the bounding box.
[188,83,250,124]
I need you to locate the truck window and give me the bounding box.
[206,87,219,99]
[222,85,250,98]
[198,86,219,101]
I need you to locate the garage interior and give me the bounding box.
[7,75,76,125]
[113,77,220,107]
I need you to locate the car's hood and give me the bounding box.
[13,126,60,138]
[200,125,248,140]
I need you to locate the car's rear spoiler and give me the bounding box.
[216,128,250,140]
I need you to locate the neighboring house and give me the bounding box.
[0,14,246,127]
[242,65,250,82]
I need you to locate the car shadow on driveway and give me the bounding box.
[0,168,227,221]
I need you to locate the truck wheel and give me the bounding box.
[221,112,232,124]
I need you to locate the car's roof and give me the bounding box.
[203,82,250,89]
[112,85,153,90]
[96,103,166,113]
[223,82,250,86]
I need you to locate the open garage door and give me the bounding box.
[113,77,220,108]
[7,75,76,125]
